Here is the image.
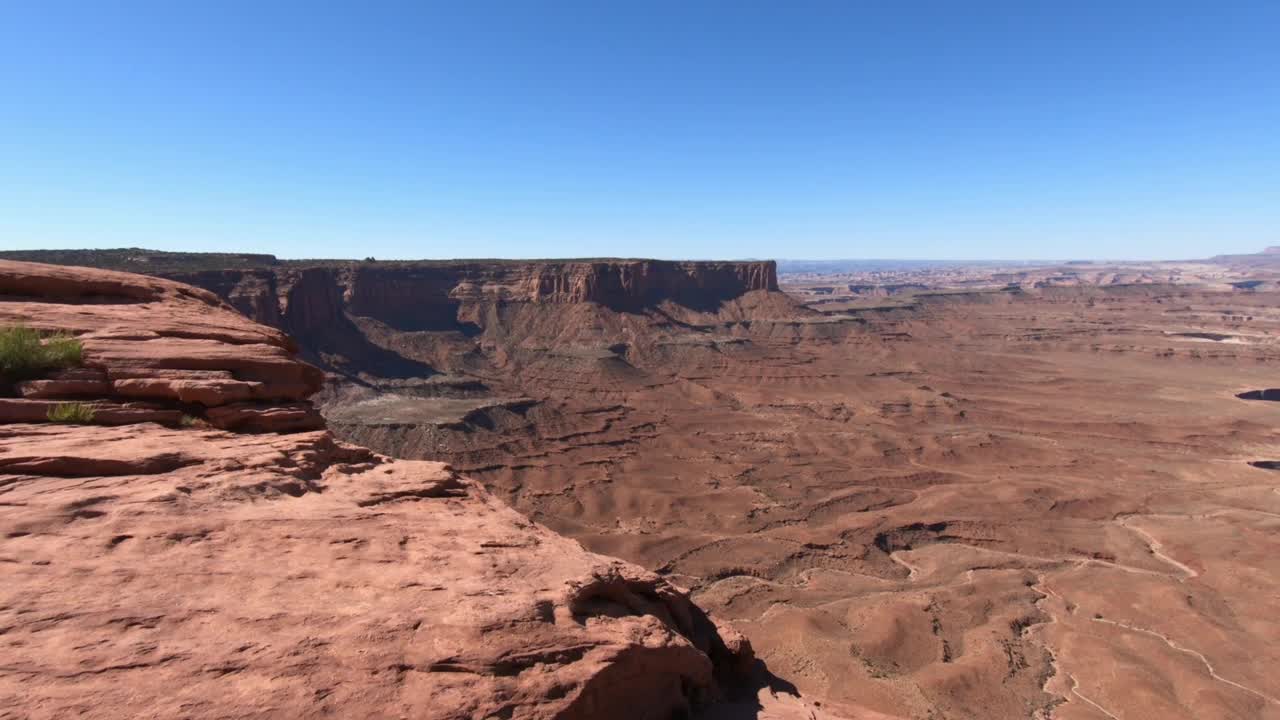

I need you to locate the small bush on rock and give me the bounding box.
[47,402,96,424]
[0,325,83,381]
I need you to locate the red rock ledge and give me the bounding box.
[0,260,753,719]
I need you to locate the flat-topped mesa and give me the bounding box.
[346,259,777,305]
[0,254,792,370]
[141,261,787,368]
[524,260,779,306]
[0,259,323,432]
[161,259,778,324]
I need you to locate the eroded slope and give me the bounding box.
[0,260,783,720]
[319,282,1280,720]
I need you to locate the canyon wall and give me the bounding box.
[162,259,779,333]
[148,259,797,386]
[0,259,772,720]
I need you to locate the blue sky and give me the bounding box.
[1,1,1277,260]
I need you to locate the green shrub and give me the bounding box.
[0,325,83,381]
[47,402,96,424]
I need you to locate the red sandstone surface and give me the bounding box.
[0,260,799,720]
[4,250,1280,719]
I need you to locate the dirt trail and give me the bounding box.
[1093,617,1280,707]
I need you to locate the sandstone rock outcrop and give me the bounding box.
[0,259,763,719]
[0,424,751,719]
[0,260,323,431]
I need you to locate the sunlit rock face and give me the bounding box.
[0,259,767,720]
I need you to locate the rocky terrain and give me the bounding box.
[4,249,1279,719]
[0,260,800,720]
[779,251,1280,308]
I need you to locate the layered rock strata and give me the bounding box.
[0,259,763,719]
[161,260,780,336]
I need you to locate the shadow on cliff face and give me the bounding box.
[294,321,441,380]
[693,604,811,720]
[274,268,444,380]
[356,300,482,335]
[699,659,807,719]
[562,570,812,720]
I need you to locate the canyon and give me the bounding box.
[0,260,789,720]
[2,249,1279,719]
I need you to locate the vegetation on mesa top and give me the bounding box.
[0,325,84,382]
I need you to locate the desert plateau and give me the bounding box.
[1,248,1277,719]
[7,4,1278,717]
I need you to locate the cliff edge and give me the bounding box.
[0,260,769,719]
[160,259,781,333]
[0,252,821,392]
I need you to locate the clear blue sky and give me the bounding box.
[1,1,1277,260]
